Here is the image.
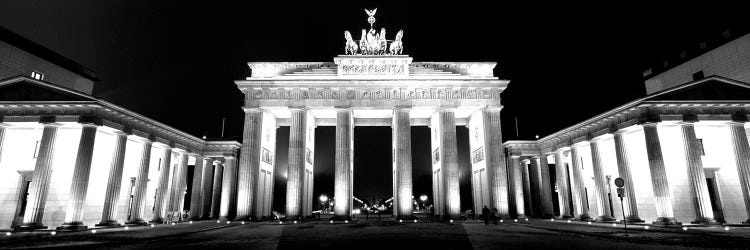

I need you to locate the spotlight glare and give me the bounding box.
[150,224,155,227]
[399,219,403,223]
[644,226,650,230]
[5,232,11,236]
[414,219,417,223]
[241,221,245,225]
[91,230,97,234]
[227,221,230,224]
[50,231,56,236]
[171,222,176,226]
[500,220,503,223]
[216,220,220,223]
[682,227,688,231]
[587,221,592,225]
[612,223,616,227]
[567,220,571,223]
[345,220,348,223]
[189,221,193,224]
[550,219,554,222]
[293,221,297,224]
[279,221,282,224]
[449,219,453,223]
[514,219,518,222]
[724,226,730,231]
[124,226,129,230]
[330,220,333,224]
[525,218,528,221]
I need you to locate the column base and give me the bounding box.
[149,218,165,224]
[126,219,150,226]
[691,217,721,225]
[652,217,682,226]
[56,222,88,231]
[396,214,417,221]
[576,214,593,221]
[516,214,527,219]
[595,215,616,222]
[95,221,122,227]
[624,216,645,223]
[13,224,47,232]
[559,214,574,219]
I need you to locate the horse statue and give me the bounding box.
[389,30,404,55]
[344,31,358,55]
[378,28,387,55]
[359,29,367,54]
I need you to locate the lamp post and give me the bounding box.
[419,194,428,211]
[319,194,328,213]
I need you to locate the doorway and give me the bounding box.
[12,170,33,228]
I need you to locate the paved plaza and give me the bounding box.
[2,219,749,249]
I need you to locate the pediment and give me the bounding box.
[647,77,750,101]
[0,77,95,102]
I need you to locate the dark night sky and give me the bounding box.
[1,1,748,211]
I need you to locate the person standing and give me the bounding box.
[492,208,499,225]
[482,205,490,225]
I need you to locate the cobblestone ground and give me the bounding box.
[1,219,749,249]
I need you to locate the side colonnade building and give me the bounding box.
[504,76,750,225]
[0,76,240,231]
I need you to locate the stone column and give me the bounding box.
[126,137,153,225]
[439,110,461,218]
[528,158,541,216]
[393,107,413,219]
[0,122,8,164]
[150,146,173,223]
[286,108,307,219]
[510,155,526,218]
[200,158,214,219]
[171,152,189,214]
[679,120,717,224]
[642,123,680,225]
[210,160,224,219]
[16,118,61,231]
[97,129,130,227]
[485,108,509,217]
[570,145,591,221]
[589,138,615,222]
[220,156,237,220]
[727,119,750,224]
[612,130,643,222]
[188,155,205,220]
[521,159,533,216]
[237,109,262,221]
[59,120,100,230]
[334,108,354,220]
[538,155,555,218]
[554,149,573,218]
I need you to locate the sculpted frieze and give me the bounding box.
[248,87,500,101]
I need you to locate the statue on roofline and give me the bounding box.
[343,8,404,55]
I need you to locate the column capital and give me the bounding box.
[288,106,308,111]
[78,116,102,126]
[393,105,411,111]
[681,113,699,123]
[333,106,353,111]
[555,147,570,153]
[39,116,61,126]
[731,112,749,123]
[589,133,613,143]
[637,112,661,125]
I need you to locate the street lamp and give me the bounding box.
[419,194,428,212]
[320,194,328,213]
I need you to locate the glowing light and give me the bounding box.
[279,221,282,224]
[449,220,453,223]
[91,230,97,234]
[216,220,220,223]
[587,222,592,225]
[413,220,417,223]
[6,232,11,236]
[514,219,518,222]
[419,195,428,202]
[345,220,348,223]
[499,220,503,223]
[50,231,56,236]
[644,226,649,230]
[241,221,245,225]
[319,194,328,202]
[330,220,333,224]
[227,221,230,224]
[612,223,617,227]
[567,220,571,223]
[150,224,155,227]
[550,219,554,222]
[399,219,403,223]
[124,226,129,230]
[171,222,176,226]
[189,221,193,224]
[682,227,688,231]
[294,221,297,224]
[724,226,730,231]
[525,218,528,221]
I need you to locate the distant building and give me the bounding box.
[0,27,239,231]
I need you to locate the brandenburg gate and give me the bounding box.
[234,9,509,220]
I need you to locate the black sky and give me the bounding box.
[1,1,748,211]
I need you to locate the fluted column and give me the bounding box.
[521,159,533,216]
[570,145,591,220]
[150,146,173,223]
[169,152,189,214]
[727,120,750,224]
[237,110,262,221]
[189,155,205,220]
[126,138,153,225]
[393,107,413,219]
[612,130,643,222]
[220,156,238,220]
[679,121,716,224]
[200,158,214,219]
[642,123,680,225]
[286,108,307,219]
[510,155,526,218]
[538,155,555,218]
[59,121,99,230]
[554,149,573,218]
[439,110,461,218]
[0,123,8,164]
[16,118,61,231]
[589,138,615,222]
[334,108,354,220]
[97,130,130,227]
[210,160,223,219]
[485,109,509,217]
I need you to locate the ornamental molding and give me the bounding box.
[245,87,502,101]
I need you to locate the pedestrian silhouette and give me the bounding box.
[482,205,490,225]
